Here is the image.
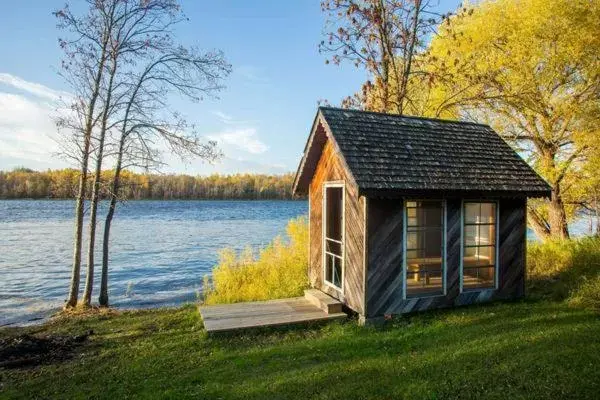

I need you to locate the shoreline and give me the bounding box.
[0,198,307,201]
[2,301,202,328]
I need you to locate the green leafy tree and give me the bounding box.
[423,0,600,240]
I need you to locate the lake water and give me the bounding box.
[0,200,307,326]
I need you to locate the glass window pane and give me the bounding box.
[325,254,333,283]
[462,202,497,290]
[405,200,444,297]
[478,224,496,246]
[407,260,443,296]
[464,203,480,224]
[463,266,494,289]
[464,245,479,266]
[325,187,343,241]
[423,205,442,227]
[480,203,496,224]
[406,231,418,250]
[464,225,479,246]
[406,249,419,260]
[333,257,342,288]
[478,246,496,266]
[326,239,341,256]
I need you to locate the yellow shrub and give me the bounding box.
[203,216,309,304]
[527,236,600,308]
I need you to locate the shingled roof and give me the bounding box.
[293,107,550,198]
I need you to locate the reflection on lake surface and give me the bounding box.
[0,200,307,326]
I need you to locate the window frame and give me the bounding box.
[460,200,500,292]
[322,181,345,292]
[402,199,447,299]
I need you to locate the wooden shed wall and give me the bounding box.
[365,197,526,318]
[309,134,365,315]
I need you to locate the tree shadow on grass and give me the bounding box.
[193,303,600,400]
[4,301,598,399]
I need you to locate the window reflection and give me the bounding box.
[405,200,444,297]
[463,202,497,289]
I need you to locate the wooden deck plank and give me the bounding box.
[199,297,346,333]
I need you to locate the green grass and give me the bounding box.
[2,236,600,399]
[1,300,599,399]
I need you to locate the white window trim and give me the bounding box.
[322,181,345,293]
[459,200,500,293]
[402,199,447,300]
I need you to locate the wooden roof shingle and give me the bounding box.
[293,107,551,198]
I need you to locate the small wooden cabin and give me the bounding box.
[293,107,551,323]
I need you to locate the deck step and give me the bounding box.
[199,297,346,334]
[304,289,343,314]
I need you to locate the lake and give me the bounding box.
[0,200,307,326]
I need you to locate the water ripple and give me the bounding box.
[0,200,307,326]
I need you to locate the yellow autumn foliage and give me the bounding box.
[202,216,309,304]
[425,0,600,239]
[528,236,600,310]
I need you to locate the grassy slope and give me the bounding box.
[1,300,599,399]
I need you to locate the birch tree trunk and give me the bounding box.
[83,57,118,306]
[99,143,123,307]
[65,39,109,309]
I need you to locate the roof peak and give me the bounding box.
[318,106,490,127]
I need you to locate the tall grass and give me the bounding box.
[528,236,600,309]
[202,216,309,304]
[203,215,600,311]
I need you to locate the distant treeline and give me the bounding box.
[0,168,301,200]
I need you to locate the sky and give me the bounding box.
[0,0,461,176]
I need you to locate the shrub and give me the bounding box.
[203,216,309,304]
[568,275,600,310]
[203,217,600,310]
[528,236,600,309]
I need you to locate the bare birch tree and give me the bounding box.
[55,0,230,307]
[54,1,117,308]
[98,22,231,307]
[83,0,187,306]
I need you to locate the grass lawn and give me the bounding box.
[1,299,599,399]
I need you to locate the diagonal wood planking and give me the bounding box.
[309,123,365,315]
[365,197,527,317]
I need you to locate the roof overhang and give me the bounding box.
[293,107,552,199]
[292,110,358,196]
[360,188,551,199]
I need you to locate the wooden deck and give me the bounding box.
[199,294,347,334]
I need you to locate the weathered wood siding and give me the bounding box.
[309,131,365,315]
[365,197,526,318]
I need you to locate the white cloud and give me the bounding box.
[212,111,234,124]
[235,65,270,84]
[163,156,291,175]
[209,128,268,154]
[0,73,70,102]
[0,75,70,170]
[211,110,258,126]
[0,74,282,174]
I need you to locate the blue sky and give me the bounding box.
[0,0,461,175]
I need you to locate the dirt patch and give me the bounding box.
[0,331,92,369]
